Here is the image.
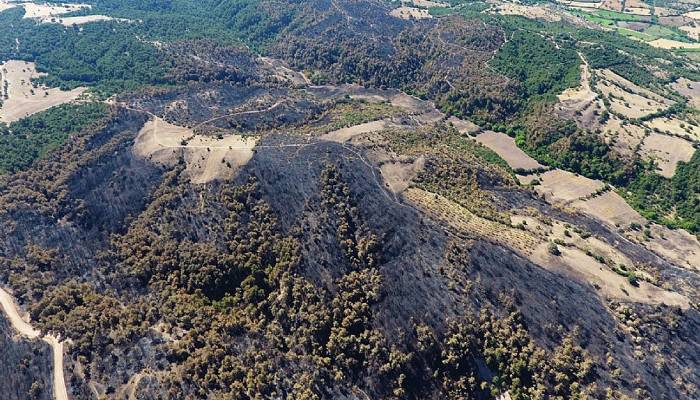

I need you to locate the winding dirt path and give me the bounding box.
[0,287,68,400]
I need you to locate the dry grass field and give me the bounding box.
[134,117,256,184]
[672,77,700,109]
[48,15,124,26]
[409,0,448,7]
[599,0,623,11]
[493,3,563,22]
[648,38,700,49]
[623,0,652,15]
[641,226,700,271]
[390,6,432,19]
[530,244,689,308]
[602,116,647,157]
[0,60,86,123]
[379,156,425,194]
[0,1,17,13]
[644,116,700,141]
[679,24,700,40]
[596,69,672,119]
[447,116,480,134]
[571,191,645,227]
[639,133,696,177]
[558,1,602,10]
[322,119,398,142]
[599,69,669,103]
[685,11,700,20]
[474,131,544,171]
[259,57,311,86]
[21,2,88,19]
[530,170,604,204]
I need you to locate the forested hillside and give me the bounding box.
[0,0,699,399]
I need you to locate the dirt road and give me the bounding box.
[0,287,68,400]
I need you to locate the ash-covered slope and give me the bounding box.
[0,0,698,398]
[0,314,53,400]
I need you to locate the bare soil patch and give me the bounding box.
[391,6,432,20]
[642,227,700,271]
[530,244,689,308]
[639,133,696,177]
[530,170,604,204]
[0,60,86,123]
[571,191,645,228]
[322,119,398,142]
[134,117,256,184]
[21,2,89,19]
[48,15,124,26]
[671,77,700,109]
[474,131,544,171]
[380,156,425,194]
[617,21,651,30]
[557,55,600,123]
[447,116,480,134]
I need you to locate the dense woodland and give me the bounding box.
[0,103,108,174]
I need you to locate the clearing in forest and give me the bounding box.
[492,3,562,22]
[596,69,671,119]
[557,55,596,113]
[379,156,426,194]
[48,15,124,26]
[0,60,86,123]
[602,116,647,157]
[447,116,480,134]
[474,131,544,171]
[390,6,432,20]
[671,78,700,110]
[21,2,88,19]
[409,0,448,7]
[529,170,604,204]
[134,117,256,184]
[322,119,399,142]
[639,133,695,178]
